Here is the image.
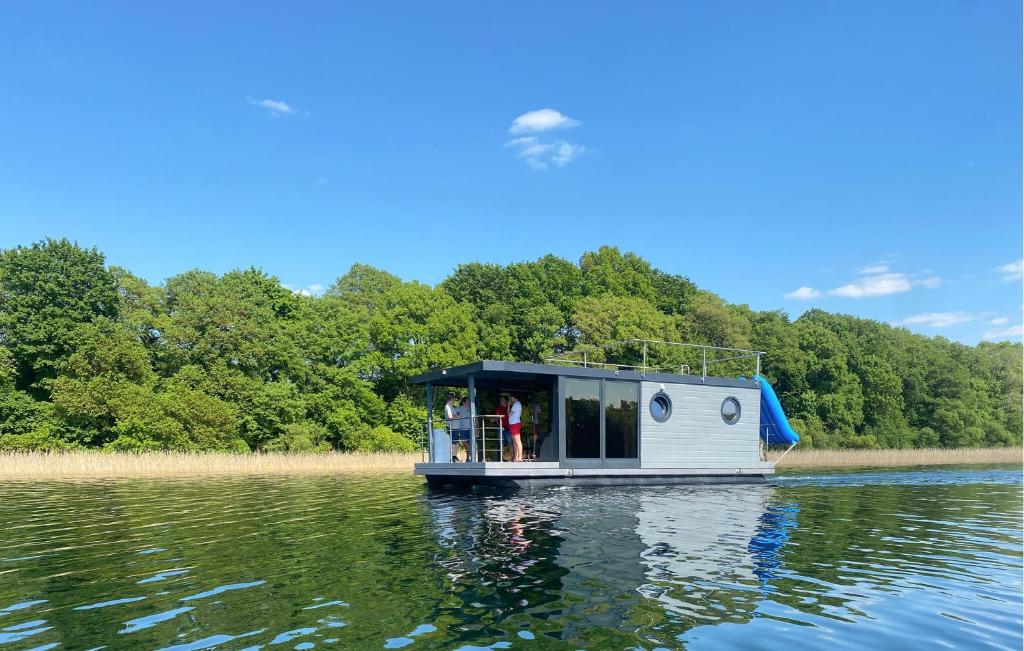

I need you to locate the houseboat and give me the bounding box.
[413,339,799,488]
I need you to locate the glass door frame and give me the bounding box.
[557,376,640,469]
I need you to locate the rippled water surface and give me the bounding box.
[0,467,1020,650]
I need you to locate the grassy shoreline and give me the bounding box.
[0,447,1019,480]
[769,446,1021,470]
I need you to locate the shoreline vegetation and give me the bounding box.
[0,239,1021,455]
[0,448,1019,480]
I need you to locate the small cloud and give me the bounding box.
[983,324,1023,341]
[829,273,913,298]
[505,136,584,170]
[859,264,890,275]
[827,272,941,298]
[314,177,329,186]
[997,259,1022,282]
[990,317,1010,325]
[552,141,584,167]
[283,282,324,297]
[784,286,821,300]
[247,97,296,117]
[509,108,580,134]
[898,312,978,328]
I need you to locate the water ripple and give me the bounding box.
[0,469,1017,649]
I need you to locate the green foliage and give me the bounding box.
[366,281,479,400]
[386,393,426,442]
[265,422,332,453]
[0,238,1019,452]
[345,425,419,453]
[0,238,118,396]
[0,427,75,451]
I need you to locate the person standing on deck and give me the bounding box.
[508,394,524,462]
[496,396,511,461]
[444,393,460,462]
[453,397,474,462]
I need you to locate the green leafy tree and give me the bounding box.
[0,240,1018,452]
[0,239,118,396]
[579,246,656,301]
[367,281,479,400]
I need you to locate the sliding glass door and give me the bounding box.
[562,378,639,467]
[605,381,639,459]
[565,378,601,459]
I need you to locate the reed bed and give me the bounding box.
[0,451,420,481]
[0,447,1018,480]
[770,446,1022,469]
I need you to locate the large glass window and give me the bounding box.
[565,378,601,458]
[605,381,639,458]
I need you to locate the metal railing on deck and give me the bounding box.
[544,338,764,379]
[423,415,509,463]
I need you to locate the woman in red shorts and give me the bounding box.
[507,393,523,462]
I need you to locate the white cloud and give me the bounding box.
[997,259,1022,282]
[248,97,296,116]
[915,275,943,289]
[898,312,979,328]
[552,141,584,167]
[784,286,822,300]
[826,272,941,298]
[990,317,1010,325]
[829,273,913,298]
[505,136,584,170]
[283,282,324,297]
[509,108,580,134]
[859,264,890,275]
[983,324,1023,341]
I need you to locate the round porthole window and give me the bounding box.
[721,397,741,425]
[650,392,672,422]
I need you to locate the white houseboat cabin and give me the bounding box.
[413,339,799,488]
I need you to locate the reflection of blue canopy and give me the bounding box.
[748,503,799,587]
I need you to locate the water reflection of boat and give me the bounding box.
[423,485,798,644]
[635,486,796,620]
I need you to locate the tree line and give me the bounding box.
[0,239,1019,452]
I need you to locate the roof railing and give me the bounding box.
[543,338,764,379]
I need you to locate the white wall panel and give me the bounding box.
[640,381,760,468]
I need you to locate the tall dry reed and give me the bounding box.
[0,451,420,481]
[0,447,1018,480]
[770,446,1022,469]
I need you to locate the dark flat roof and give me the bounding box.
[411,360,757,390]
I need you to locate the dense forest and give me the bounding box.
[0,239,1019,453]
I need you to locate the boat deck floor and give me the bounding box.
[414,461,774,488]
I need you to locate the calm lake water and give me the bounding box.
[0,467,1020,650]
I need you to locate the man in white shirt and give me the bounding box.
[508,394,523,462]
[444,393,460,462]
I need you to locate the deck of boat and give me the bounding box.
[414,461,774,489]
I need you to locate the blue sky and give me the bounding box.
[1,1,1020,344]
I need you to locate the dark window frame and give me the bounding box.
[649,391,673,423]
[721,396,741,425]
